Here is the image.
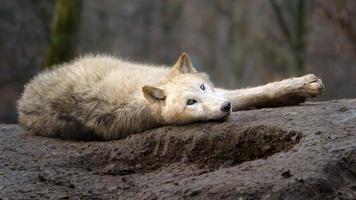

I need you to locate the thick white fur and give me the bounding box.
[17,53,324,140]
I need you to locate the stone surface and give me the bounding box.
[1,99,356,199]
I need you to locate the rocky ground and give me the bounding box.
[1,99,356,200]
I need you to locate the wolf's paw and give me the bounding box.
[295,74,324,97]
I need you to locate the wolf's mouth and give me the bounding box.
[211,112,231,122]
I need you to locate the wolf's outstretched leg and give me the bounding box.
[217,74,324,111]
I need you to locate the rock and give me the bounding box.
[0,99,356,199]
[338,106,349,112]
[68,183,75,189]
[281,170,292,178]
[315,131,322,135]
[101,163,136,176]
[37,174,47,182]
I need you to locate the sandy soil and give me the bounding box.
[1,99,356,199]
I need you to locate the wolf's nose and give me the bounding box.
[221,102,231,112]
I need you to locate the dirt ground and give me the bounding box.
[1,99,356,200]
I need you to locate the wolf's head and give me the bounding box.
[142,53,231,125]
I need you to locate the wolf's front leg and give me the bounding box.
[217,74,324,111]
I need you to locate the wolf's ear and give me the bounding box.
[142,86,166,103]
[172,52,197,74]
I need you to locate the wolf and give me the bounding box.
[17,53,324,140]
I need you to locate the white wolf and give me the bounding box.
[17,53,324,140]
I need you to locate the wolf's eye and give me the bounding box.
[200,84,205,91]
[186,99,197,105]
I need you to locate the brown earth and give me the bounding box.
[1,99,356,200]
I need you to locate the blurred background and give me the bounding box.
[0,0,355,123]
